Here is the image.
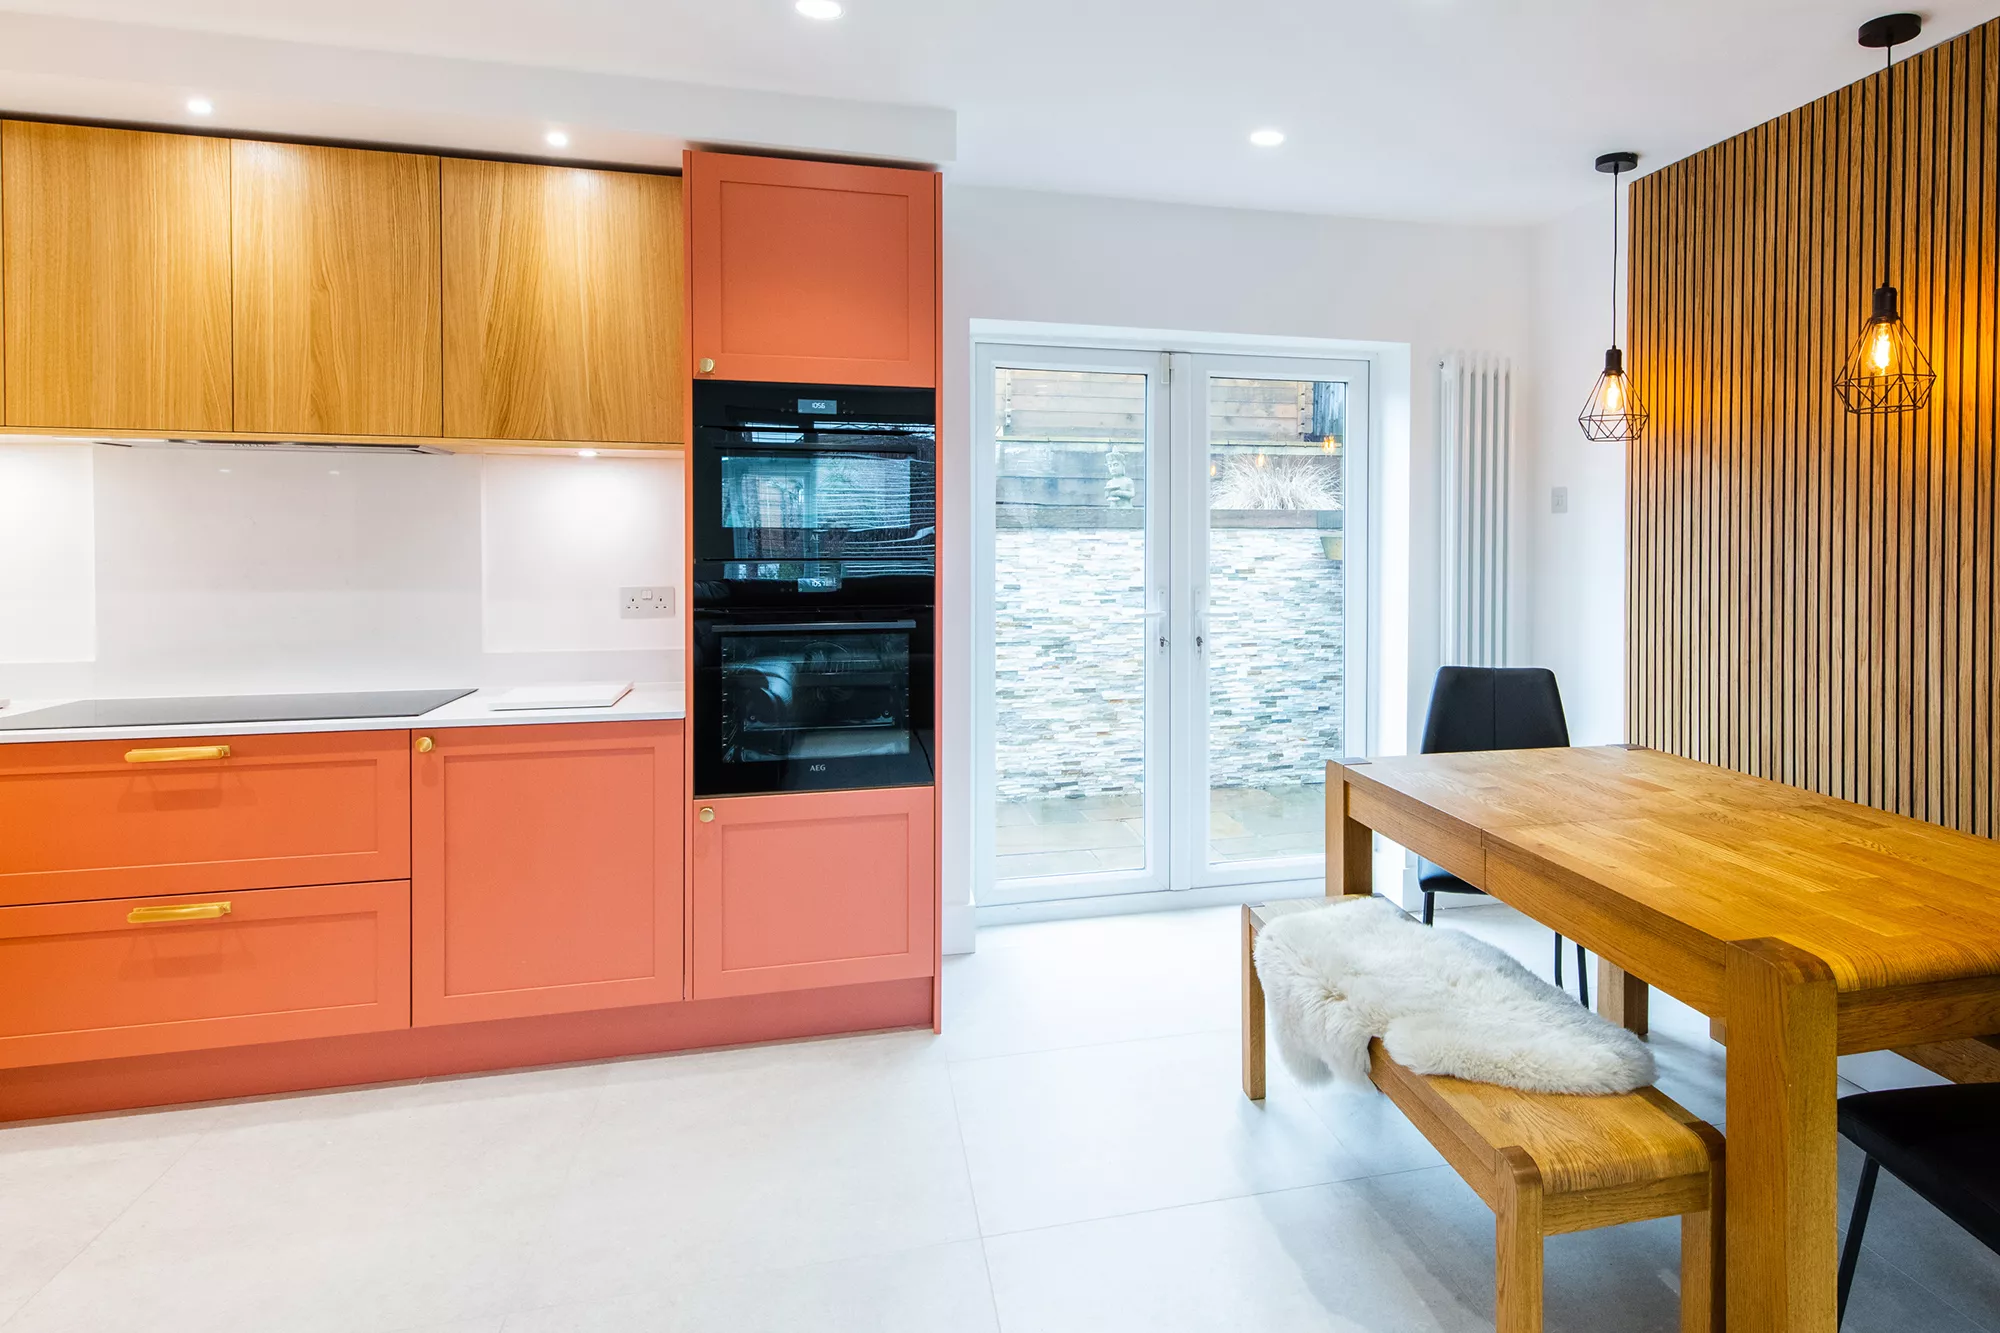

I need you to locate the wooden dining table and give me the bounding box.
[1323,746,2000,1333]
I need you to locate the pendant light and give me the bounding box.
[1577,151,1649,443]
[1836,13,1935,415]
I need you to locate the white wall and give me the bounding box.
[1524,200,1628,745]
[0,444,682,704]
[940,185,1539,949]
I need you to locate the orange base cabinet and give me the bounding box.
[687,150,939,388]
[691,786,935,999]
[0,731,411,907]
[411,722,685,1026]
[0,880,411,1069]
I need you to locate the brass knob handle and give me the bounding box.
[698,807,715,823]
[416,736,434,753]
[698,357,716,375]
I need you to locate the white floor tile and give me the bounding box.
[509,1042,978,1310]
[500,1241,998,1332]
[951,1029,1373,1235]
[936,907,1238,1061]
[3,1071,604,1333]
[985,1170,1695,1333]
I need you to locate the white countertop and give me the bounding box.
[0,683,685,745]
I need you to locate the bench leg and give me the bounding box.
[1242,906,1266,1101]
[1682,1123,1728,1333]
[1496,1146,1546,1333]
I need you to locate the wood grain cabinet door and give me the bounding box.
[411,722,685,1025]
[441,159,685,445]
[688,151,939,388]
[232,141,443,437]
[2,120,233,432]
[690,787,935,998]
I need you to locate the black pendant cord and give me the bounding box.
[1882,40,1896,291]
[1609,165,1620,350]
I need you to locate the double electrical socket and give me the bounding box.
[620,586,676,618]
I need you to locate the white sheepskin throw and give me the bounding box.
[1253,896,1657,1096]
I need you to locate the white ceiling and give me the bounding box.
[1,0,1996,224]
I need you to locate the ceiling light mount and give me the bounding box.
[1858,12,1922,49]
[1594,151,1638,176]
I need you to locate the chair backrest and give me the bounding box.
[1420,666,1570,754]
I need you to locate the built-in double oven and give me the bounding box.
[691,381,936,797]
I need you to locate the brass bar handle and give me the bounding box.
[124,745,232,764]
[127,901,232,924]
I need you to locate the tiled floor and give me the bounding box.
[997,783,1326,879]
[3,903,1996,1331]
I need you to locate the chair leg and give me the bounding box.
[1423,891,1435,926]
[1576,942,1590,1008]
[1553,933,1563,986]
[1837,1156,1881,1327]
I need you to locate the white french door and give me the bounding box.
[975,343,1369,906]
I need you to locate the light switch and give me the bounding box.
[1551,486,1569,515]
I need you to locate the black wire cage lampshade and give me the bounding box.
[1578,151,1649,443]
[1836,12,1936,415]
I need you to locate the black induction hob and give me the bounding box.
[0,688,477,731]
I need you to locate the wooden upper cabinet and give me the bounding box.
[441,159,685,445]
[688,150,939,388]
[232,142,443,437]
[2,121,232,432]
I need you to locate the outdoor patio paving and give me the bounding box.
[995,783,1327,880]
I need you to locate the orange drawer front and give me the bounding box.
[0,731,410,906]
[0,880,411,1069]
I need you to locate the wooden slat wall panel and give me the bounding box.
[1628,18,2000,835]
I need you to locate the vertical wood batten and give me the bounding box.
[1627,19,2000,837]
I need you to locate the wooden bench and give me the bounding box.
[1243,900,1725,1333]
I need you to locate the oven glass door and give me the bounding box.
[694,611,935,796]
[695,433,937,571]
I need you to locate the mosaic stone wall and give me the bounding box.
[994,529,1345,801]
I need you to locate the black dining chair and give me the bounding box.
[1416,666,1590,1005]
[1835,1082,2000,1327]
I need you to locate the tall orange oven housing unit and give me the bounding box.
[684,151,944,1029]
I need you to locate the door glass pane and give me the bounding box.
[1206,377,1347,864]
[994,368,1150,880]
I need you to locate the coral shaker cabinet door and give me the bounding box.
[687,151,939,387]
[410,723,685,1025]
[690,788,935,998]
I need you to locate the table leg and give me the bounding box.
[1724,937,1839,1333]
[1326,764,1373,898]
[1598,959,1651,1037]
[1242,906,1266,1101]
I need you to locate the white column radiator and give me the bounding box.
[1437,353,1513,667]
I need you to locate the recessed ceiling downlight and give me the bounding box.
[1249,128,1285,147]
[796,0,843,18]
[186,97,214,116]
[544,129,570,149]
